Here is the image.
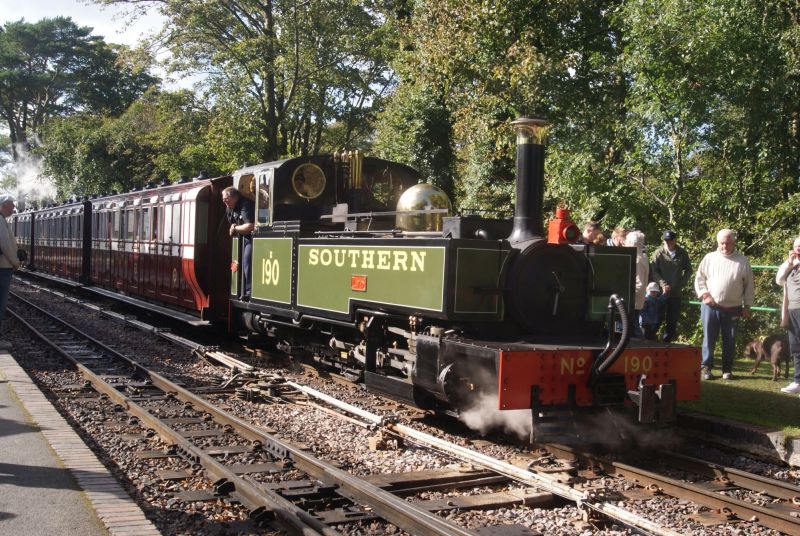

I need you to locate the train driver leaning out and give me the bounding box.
[222,187,255,299]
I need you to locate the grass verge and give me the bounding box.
[678,358,800,436]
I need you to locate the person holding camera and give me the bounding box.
[0,194,21,346]
[776,236,800,394]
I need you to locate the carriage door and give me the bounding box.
[126,204,139,292]
[111,205,123,289]
[153,196,169,302]
[160,197,182,304]
[141,199,157,297]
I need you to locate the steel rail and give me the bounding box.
[658,450,800,501]
[7,298,334,536]
[286,381,680,536]
[7,293,476,536]
[543,443,800,534]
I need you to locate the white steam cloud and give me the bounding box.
[3,139,57,210]
[459,392,684,450]
[459,393,532,440]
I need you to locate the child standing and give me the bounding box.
[641,282,666,340]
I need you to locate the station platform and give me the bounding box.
[0,351,161,536]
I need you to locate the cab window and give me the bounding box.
[257,171,272,225]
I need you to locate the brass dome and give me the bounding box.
[395,183,452,232]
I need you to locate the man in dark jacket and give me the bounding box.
[222,187,255,299]
[650,230,692,342]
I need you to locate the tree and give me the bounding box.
[0,17,157,162]
[40,89,221,198]
[374,81,456,198]
[379,0,631,218]
[99,0,399,161]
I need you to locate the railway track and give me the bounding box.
[8,279,800,535]
[541,443,800,534]
[7,290,486,535]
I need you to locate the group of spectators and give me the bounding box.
[579,222,693,343]
[578,222,780,384]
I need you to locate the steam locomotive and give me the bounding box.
[12,118,700,436]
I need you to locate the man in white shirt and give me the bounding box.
[694,229,754,380]
[0,194,21,346]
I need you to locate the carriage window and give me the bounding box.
[291,163,325,199]
[151,207,159,240]
[140,208,150,240]
[257,171,271,224]
[111,212,117,239]
[126,209,135,240]
[171,204,181,243]
[164,205,173,241]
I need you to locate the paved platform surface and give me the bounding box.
[0,351,161,536]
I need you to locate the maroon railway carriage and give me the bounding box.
[11,210,34,270]
[31,200,91,283]
[16,174,233,323]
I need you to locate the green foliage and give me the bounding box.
[373,0,800,348]
[99,0,399,161]
[373,82,455,197]
[40,89,222,197]
[0,17,156,162]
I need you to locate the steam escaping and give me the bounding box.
[4,140,57,210]
[459,391,683,451]
[578,410,683,451]
[459,392,532,440]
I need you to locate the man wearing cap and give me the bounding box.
[650,230,693,342]
[694,229,754,380]
[0,194,21,345]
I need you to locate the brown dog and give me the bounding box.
[745,333,790,380]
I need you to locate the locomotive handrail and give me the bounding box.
[315,230,445,238]
[588,294,630,386]
[319,208,449,219]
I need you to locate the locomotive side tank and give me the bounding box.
[231,118,701,431]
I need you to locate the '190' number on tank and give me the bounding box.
[623,355,653,373]
[262,252,280,285]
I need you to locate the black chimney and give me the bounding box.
[508,117,549,244]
